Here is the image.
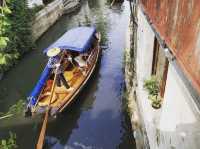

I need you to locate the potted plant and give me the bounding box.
[144,76,162,109]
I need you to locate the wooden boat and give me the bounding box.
[25,27,101,116]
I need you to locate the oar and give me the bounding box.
[36,68,58,149]
[36,54,64,149]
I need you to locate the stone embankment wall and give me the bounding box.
[32,0,63,41]
[32,0,81,41]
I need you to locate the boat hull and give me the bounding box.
[26,31,101,117]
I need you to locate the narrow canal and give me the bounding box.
[0,0,136,148]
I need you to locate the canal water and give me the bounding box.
[0,0,136,148]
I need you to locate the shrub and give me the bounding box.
[6,0,34,55]
[0,0,35,73]
[0,52,19,73]
[0,132,17,149]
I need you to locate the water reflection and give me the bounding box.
[45,65,101,148]
[0,0,135,148]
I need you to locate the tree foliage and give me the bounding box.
[0,0,34,73]
[0,0,12,49]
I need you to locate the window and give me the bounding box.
[152,38,169,98]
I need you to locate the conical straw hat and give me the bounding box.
[47,48,61,57]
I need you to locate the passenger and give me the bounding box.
[47,48,73,91]
[74,52,89,75]
[63,50,75,67]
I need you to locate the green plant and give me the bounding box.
[0,51,19,72]
[0,100,25,118]
[149,95,162,109]
[0,0,35,73]
[0,132,17,149]
[6,0,34,54]
[144,76,159,96]
[6,100,25,116]
[144,76,162,109]
[0,0,12,49]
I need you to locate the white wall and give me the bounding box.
[135,7,160,149]
[158,63,200,149]
[136,8,154,82]
[134,6,200,149]
[160,64,198,131]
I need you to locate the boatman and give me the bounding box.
[47,47,73,91]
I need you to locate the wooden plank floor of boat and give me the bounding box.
[38,66,85,108]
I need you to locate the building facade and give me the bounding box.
[126,0,200,149]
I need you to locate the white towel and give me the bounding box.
[74,56,87,67]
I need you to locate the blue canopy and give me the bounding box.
[44,27,96,53]
[27,26,97,108]
[27,65,51,107]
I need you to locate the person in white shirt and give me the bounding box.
[47,48,71,90]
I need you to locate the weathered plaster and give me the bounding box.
[125,5,200,149]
